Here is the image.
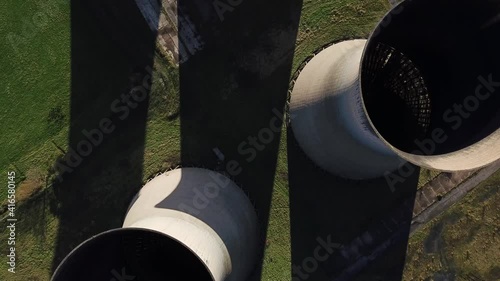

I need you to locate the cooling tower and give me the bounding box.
[51,168,259,281]
[289,0,500,180]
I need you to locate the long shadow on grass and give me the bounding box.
[177,1,302,280]
[50,0,159,274]
[288,127,419,281]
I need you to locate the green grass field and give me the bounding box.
[2,1,498,281]
[403,170,500,281]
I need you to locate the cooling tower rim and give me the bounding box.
[356,0,419,144]
[51,227,215,281]
[51,228,118,281]
[357,1,500,171]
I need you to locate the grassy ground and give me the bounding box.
[0,52,181,280]
[403,170,500,281]
[0,0,71,203]
[293,0,389,70]
[0,1,179,278]
[255,0,391,279]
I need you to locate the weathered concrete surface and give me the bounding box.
[289,40,403,180]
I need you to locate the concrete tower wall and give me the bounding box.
[290,39,403,180]
[290,0,500,179]
[124,168,259,281]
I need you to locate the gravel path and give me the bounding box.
[410,159,500,234]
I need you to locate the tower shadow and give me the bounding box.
[50,0,159,274]
[288,127,419,281]
[177,0,303,279]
